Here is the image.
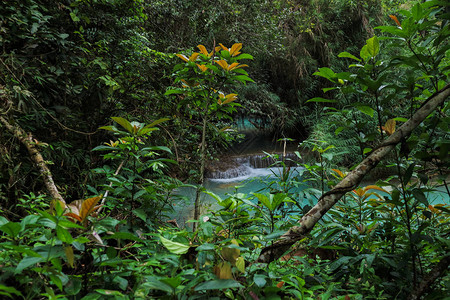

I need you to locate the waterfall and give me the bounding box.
[206,152,301,181]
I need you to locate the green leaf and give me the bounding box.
[338,52,361,62]
[412,189,428,206]
[146,118,170,128]
[141,278,173,294]
[306,97,337,103]
[103,232,141,241]
[15,256,44,274]
[253,274,267,288]
[132,209,147,221]
[194,279,243,291]
[164,89,184,95]
[160,236,190,254]
[313,67,336,80]
[0,284,23,298]
[366,36,380,58]
[196,243,215,251]
[111,117,133,134]
[0,222,21,238]
[56,226,73,244]
[356,105,375,117]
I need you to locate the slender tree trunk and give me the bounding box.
[193,113,208,231]
[0,116,66,206]
[257,83,450,263]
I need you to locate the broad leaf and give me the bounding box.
[338,51,361,62]
[112,117,133,134]
[160,236,190,254]
[194,279,243,291]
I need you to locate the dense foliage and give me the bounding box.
[0,0,449,299]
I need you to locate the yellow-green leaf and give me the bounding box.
[214,262,233,279]
[64,246,75,268]
[384,119,396,135]
[229,43,242,56]
[235,257,245,273]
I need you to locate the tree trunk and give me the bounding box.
[0,116,66,206]
[257,83,450,263]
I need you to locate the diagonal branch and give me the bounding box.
[0,116,66,205]
[257,83,450,263]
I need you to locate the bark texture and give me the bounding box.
[257,83,450,263]
[0,116,66,205]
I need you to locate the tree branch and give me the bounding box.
[409,253,450,300]
[257,83,450,263]
[0,116,66,205]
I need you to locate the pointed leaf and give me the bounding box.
[80,195,102,222]
[65,246,75,268]
[112,117,133,134]
[338,52,361,62]
[194,280,243,291]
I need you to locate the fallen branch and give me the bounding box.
[257,83,450,263]
[0,116,66,205]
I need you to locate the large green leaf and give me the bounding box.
[0,222,21,238]
[15,256,45,274]
[160,236,190,254]
[194,279,243,291]
[338,51,361,62]
[111,117,133,134]
[366,36,380,58]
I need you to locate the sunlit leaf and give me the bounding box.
[338,51,361,62]
[160,236,190,254]
[229,43,242,56]
[176,54,189,62]
[197,44,209,56]
[196,64,208,72]
[384,119,396,135]
[189,52,200,61]
[236,257,245,273]
[215,60,229,70]
[80,195,102,222]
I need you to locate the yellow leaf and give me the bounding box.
[64,246,75,268]
[176,54,189,62]
[215,60,229,70]
[332,169,345,178]
[214,262,233,279]
[364,185,388,194]
[80,195,102,222]
[229,63,248,71]
[229,43,242,56]
[218,43,228,51]
[236,256,245,273]
[197,44,209,56]
[222,94,238,105]
[189,52,200,61]
[196,64,208,72]
[384,119,396,136]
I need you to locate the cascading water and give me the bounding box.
[206,152,301,181]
